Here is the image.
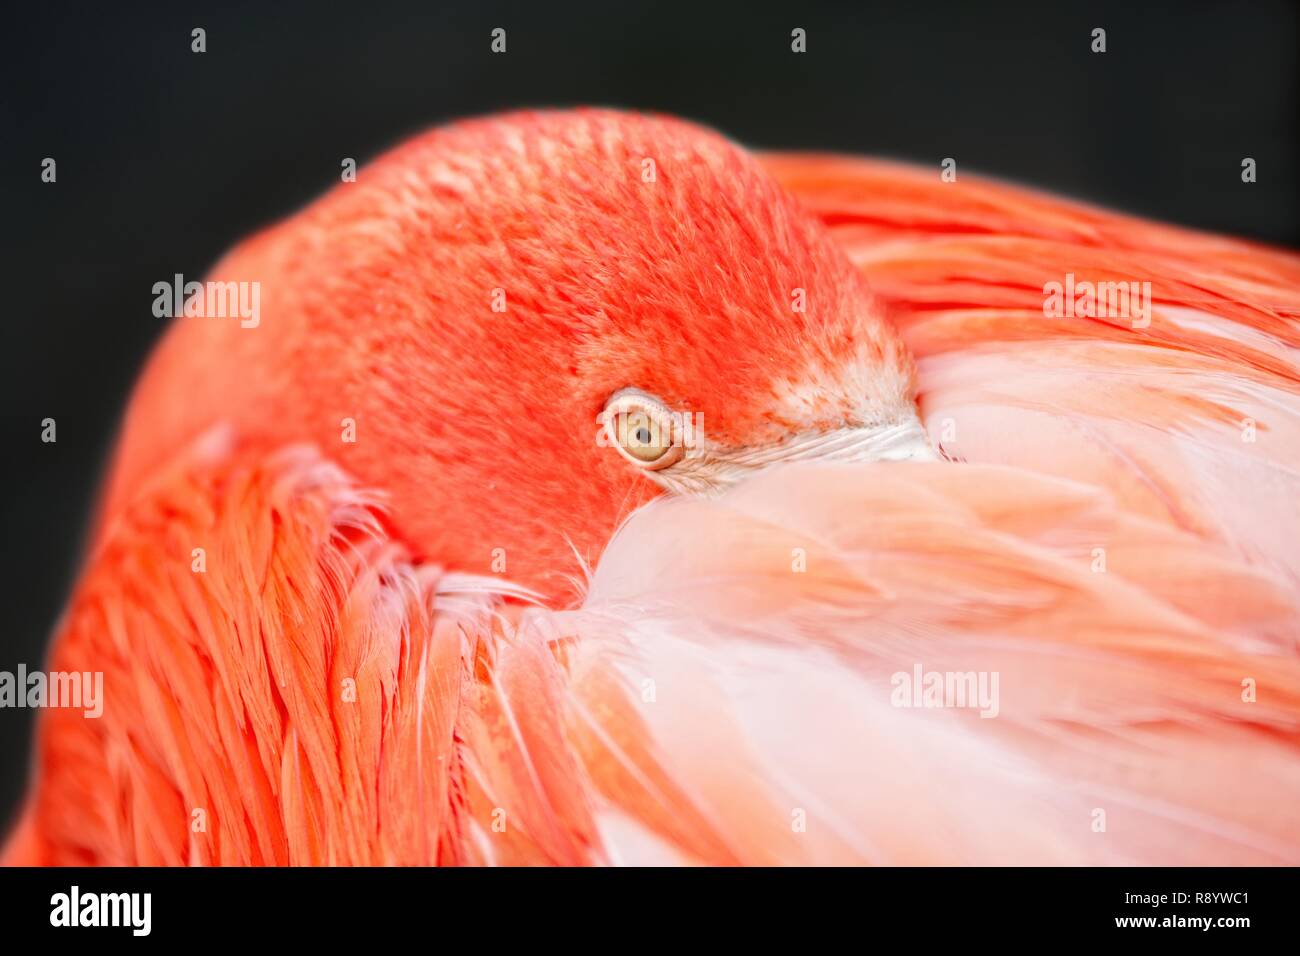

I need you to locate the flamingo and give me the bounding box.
[4,109,1298,865]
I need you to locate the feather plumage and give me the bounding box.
[6,112,1299,865]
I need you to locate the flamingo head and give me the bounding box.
[327,110,929,599]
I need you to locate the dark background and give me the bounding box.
[1,0,1296,833]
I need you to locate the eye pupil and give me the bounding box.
[635,427,651,444]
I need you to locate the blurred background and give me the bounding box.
[0,0,1296,833]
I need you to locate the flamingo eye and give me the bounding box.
[602,390,684,470]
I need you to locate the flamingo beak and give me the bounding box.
[649,416,940,496]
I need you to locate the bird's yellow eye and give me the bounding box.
[602,390,684,471]
[618,410,668,461]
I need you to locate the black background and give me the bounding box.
[1,0,1296,834]
[0,865,1283,940]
